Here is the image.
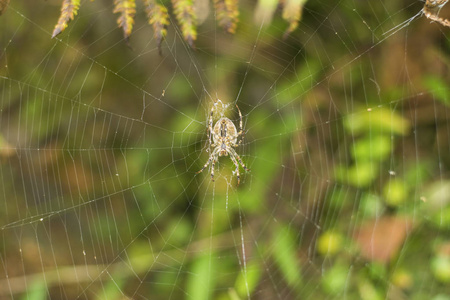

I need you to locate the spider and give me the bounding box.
[197,103,250,185]
[423,0,450,27]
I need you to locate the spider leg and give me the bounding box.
[229,154,241,185]
[197,157,212,175]
[197,148,219,176]
[235,104,245,146]
[211,158,216,181]
[234,152,250,172]
[208,106,214,143]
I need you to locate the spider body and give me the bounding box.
[423,0,450,27]
[197,104,249,185]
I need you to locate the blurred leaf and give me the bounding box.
[144,0,170,53]
[275,59,321,105]
[354,216,412,263]
[96,277,126,300]
[113,0,136,40]
[272,225,302,287]
[383,179,407,207]
[422,180,450,212]
[0,0,9,16]
[214,0,239,33]
[234,260,262,297]
[52,0,80,38]
[344,108,410,136]
[254,0,278,25]
[172,0,197,47]
[358,280,383,300]
[322,263,348,295]
[334,161,378,187]
[351,135,391,162]
[317,231,343,256]
[282,0,308,38]
[423,76,450,106]
[21,280,46,300]
[431,255,450,283]
[186,252,215,300]
[360,193,383,218]
[391,269,413,290]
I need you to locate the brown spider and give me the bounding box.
[423,0,450,27]
[197,103,249,185]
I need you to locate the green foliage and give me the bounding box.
[21,280,46,300]
[186,252,216,300]
[272,225,302,288]
[233,260,262,298]
[344,108,410,136]
[431,255,450,283]
[423,75,450,106]
[322,263,348,295]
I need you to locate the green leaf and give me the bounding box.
[21,280,46,300]
[383,179,407,207]
[423,76,450,106]
[334,161,379,188]
[317,231,343,256]
[186,252,215,300]
[351,135,391,162]
[344,108,410,136]
[272,225,302,287]
[431,255,450,283]
[322,263,348,295]
[234,260,262,297]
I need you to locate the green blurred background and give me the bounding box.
[1,0,450,299]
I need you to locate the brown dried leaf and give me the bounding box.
[0,0,10,16]
[282,0,308,38]
[52,0,81,38]
[354,216,412,263]
[113,0,136,40]
[172,0,197,47]
[214,0,239,34]
[144,0,170,53]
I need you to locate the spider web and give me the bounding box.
[1,0,450,299]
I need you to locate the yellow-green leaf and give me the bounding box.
[113,0,136,40]
[214,0,239,34]
[172,0,197,47]
[144,0,170,53]
[52,0,81,38]
[282,0,308,38]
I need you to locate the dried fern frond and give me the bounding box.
[253,0,278,26]
[52,0,80,38]
[282,0,308,38]
[214,0,239,34]
[172,0,197,47]
[0,0,9,16]
[144,0,170,53]
[113,0,136,40]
